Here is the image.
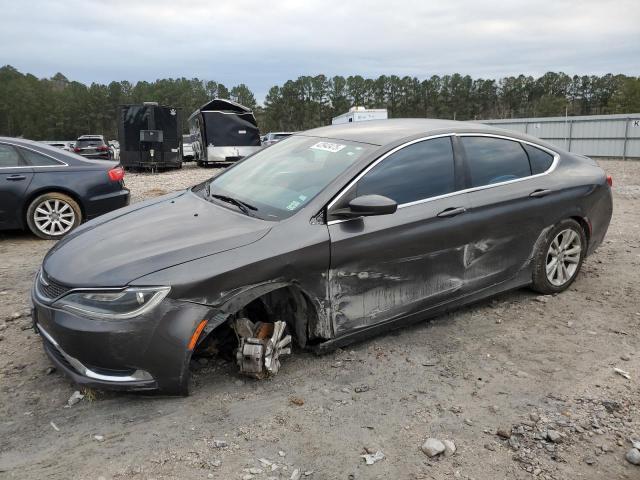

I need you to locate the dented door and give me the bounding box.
[328,195,473,334]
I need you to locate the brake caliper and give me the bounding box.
[234,318,292,378]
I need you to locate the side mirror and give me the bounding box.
[334,194,398,218]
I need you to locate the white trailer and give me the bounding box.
[331,106,388,125]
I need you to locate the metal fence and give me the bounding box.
[482,113,640,159]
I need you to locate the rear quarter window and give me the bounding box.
[461,136,531,187]
[523,143,554,174]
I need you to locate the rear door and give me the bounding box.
[327,135,475,335]
[0,143,34,229]
[457,134,558,291]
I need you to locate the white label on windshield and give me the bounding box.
[310,142,346,153]
[286,200,301,211]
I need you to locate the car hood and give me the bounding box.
[43,190,271,287]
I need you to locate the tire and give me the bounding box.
[531,219,587,294]
[26,192,82,240]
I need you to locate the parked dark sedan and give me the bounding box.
[32,119,612,395]
[0,137,129,239]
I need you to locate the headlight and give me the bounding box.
[53,286,170,320]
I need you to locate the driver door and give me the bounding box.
[326,136,473,335]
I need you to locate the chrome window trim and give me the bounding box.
[325,132,559,226]
[0,141,68,169]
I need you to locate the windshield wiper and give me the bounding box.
[209,193,258,215]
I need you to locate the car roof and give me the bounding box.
[78,135,104,139]
[297,118,528,146]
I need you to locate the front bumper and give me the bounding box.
[32,290,211,394]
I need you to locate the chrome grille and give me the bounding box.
[38,271,71,300]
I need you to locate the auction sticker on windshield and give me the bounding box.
[310,142,346,153]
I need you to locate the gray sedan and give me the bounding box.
[32,119,612,395]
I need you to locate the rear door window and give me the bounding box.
[0,144,23,167]
[19,148,64,166]
[461,136,532,187]
[356,136,455,205]
[523,143,554,174]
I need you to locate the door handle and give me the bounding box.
[529,189,552,198]
[6,174,26,181]
[437,206,466,218]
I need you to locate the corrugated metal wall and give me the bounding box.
[482,113,640,159]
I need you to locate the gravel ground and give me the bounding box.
[0,160,639,479]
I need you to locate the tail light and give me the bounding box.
[74,147,81,152]
[108,166,124,182]
[606,175,613,187]
[97,145,109,152]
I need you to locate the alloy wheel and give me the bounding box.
[33,199,76,236]
[545,228,582,286]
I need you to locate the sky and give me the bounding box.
[1,0,639,102]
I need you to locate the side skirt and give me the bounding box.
[311,272,531,354]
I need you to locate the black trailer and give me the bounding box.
[118,103,182,170]
[188,98,261,166]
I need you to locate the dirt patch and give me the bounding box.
[0,161,639,479]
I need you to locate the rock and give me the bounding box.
[212,439,228,448]
[508,437,520,450]
[464,418,473,426]
[621,354,631,361]
[0,335,3,341]
[626,448,640,465]
[488,405,499,414]
[584,456,596,465]
[529,412,540,423]
[534,295,549,303]
[290,397,304,406]
[484,442,496,451]
[212,460,221,467]
[248,468,263,474]
[354,385,369,393]
[546,430,562,443]
[290,469,302,480]
[65,390,84,407]
[421,438,445,457]
[361,450,384,465]
[443,439,456,457]
[45,367,56,375]
[497,427,512,439]
[93,434,104,442]
[0,323,7,331]
[7,312,22,322]
[278,451,286,457]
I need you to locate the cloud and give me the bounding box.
[1,0,639,101]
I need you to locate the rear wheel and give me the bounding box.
[26,192,82,240]
[531,219,586,294]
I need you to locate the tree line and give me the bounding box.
[0,64,638,140]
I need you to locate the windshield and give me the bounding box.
[200,135,372,220]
